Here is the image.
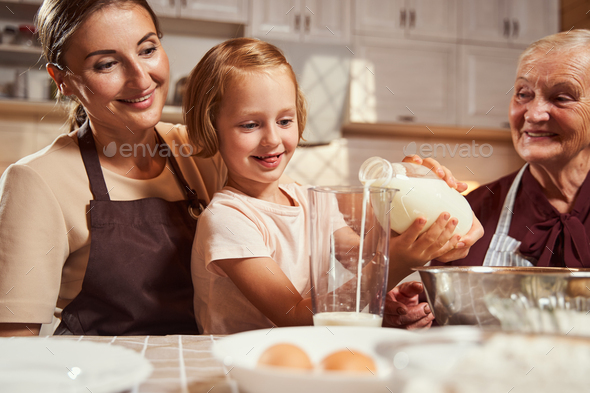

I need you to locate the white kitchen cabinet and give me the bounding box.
[249,0,350,44]
[459,0,559,47]
[354,0,458,42]
[457,45,522,129]
[148,0,178,17]
[181,0,248,23]
[349,37,456,126]
[148,0,248,23]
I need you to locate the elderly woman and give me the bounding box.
[426,29,590,268]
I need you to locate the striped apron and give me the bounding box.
[482,164,536,267]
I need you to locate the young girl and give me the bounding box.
[185,38,463,334]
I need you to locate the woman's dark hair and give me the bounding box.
[35,0,163,130]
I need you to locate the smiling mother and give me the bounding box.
[0,0,227,336]
[429,29,590,268]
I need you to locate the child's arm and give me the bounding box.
[215,257,314,327]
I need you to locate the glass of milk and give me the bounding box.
[308,186,397,327]
[359,157,473,236]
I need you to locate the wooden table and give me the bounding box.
[51,335,236,393]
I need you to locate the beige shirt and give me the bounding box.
[0,123,226,325]
[192,183,312,334]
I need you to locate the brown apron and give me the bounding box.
[55,121,204,335]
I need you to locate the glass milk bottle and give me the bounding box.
[358,157,473,236]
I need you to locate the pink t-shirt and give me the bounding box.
[192,183,312,334]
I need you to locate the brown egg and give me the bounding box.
[257,343,313,370]
[567,278,590,297]
[320,349,377,375]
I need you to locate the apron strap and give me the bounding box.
[482,163,528,266]
[78,120,111,201]
[155,130,205,219]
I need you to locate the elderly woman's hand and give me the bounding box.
[402,155,468,193]
[383,282,434,329]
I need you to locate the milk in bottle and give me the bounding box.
[359,157,473,236]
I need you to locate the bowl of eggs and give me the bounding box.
[212,326,418,393]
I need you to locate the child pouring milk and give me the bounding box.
[185,38,470,334]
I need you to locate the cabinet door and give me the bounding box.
[302,0,350,44]
[457,45,521,129]
[250,0,301,41]
[509,0,559,46]
[350,38,456,126]
[147,0,179,17]
[180,0,248,23]
[353,0,405,38]
[407,0,458,41]
[459,0,508,45]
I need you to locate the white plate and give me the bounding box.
[0,337,153,393]
[212,326,419,393]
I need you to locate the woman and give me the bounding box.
[0,0,226,336]
[430,29,590,268]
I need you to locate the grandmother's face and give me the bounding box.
[509,50,590,166]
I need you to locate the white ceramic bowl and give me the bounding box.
[212,326,419,393]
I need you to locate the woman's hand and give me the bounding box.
[402,155,468,193]
[383,282,434,329]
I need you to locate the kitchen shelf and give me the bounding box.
[0,99,184,124]
[0,43,44,65]
[342,121,513,142]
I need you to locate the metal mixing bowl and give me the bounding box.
[414,266,590,335]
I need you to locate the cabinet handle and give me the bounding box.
[169,0,174,6]
[398,115,415,122]
[400,9,406,27]
[409,9,416,28]
[512,19,519,38]
[181,0,186,7]
[305,15,310,33]
[295,14,301,31]
[503,18,510,37]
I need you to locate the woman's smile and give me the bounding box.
[117,89,156,109]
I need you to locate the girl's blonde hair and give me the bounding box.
[184,38,307,158]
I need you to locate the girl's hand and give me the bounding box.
[435,211,484,262]
[402,155,468,193]
[387,212,460,287]
[392,212,460,266]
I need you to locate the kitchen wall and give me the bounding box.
[285,133,524,192]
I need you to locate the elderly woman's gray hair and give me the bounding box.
[518,29,590,66]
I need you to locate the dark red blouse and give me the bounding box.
[431,166,590,268]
